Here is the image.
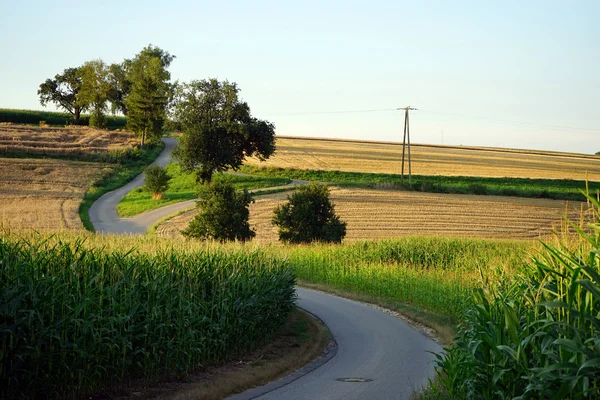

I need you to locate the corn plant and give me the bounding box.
[434,196,600,399]
[0,235,295,398]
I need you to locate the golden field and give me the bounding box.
[0,157,111,230]
[0,123,137,157]
[155,188,585,243]
[245,137,600,181]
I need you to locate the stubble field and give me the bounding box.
[0,157,111,230]
[245,137,600,181]
[155,188,585,243]
[0,123,137,157]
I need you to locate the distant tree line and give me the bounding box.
[38,45,175,147]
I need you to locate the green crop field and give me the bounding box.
[0,108,127,129]
[0,233,295,398]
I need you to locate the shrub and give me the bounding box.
[183,181,255,242]
[272,183,346,244]
[144,165,171,199]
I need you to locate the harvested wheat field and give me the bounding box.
[0,123,137,157]
[245,137,600,181]
[155,188,587,243]
[0,157,111,230]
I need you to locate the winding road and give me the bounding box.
[89,138,443,399]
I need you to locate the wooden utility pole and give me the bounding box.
[400,106,417,187]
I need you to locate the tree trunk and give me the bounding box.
[74,107,81,124]
[141,129,146,148]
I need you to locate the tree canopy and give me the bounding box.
[78,60,111,128]
[125,45,175,147]
[37,67,86,122]
[172,79,275,183]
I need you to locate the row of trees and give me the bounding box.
[38,45,174,146]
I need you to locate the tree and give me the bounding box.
[125,45,175,147]
[107,61,131,115]
[144,165,171,199]
[172,79,275,183]
[37,67,86,123]
[78,60,111,128]
[272,184,346,244]
[182,181,255,242]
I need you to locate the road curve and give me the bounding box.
[232,288,442,400]
[88,138,444,399]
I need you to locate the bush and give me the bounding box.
[272,183,346,244]
[144,165,171,199]
[183,181,255,242]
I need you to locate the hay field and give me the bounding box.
[0,123,137,156]
[155,188,585,243]
[245,137,600,181]
[0,157,111,230]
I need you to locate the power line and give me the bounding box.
[261,106,599,134]
[264,108,398,117]
[418,109,600,134]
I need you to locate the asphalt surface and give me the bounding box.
[89,139,444,399]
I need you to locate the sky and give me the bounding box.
[1,0,598,154]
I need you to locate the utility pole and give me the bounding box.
[399,106,417,187]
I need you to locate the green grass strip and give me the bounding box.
[239,165,600,201]
[117,163,291,217]
[79,142,165,230]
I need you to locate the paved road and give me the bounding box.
[89,139,444,399]
[232,288,442,400]
[89,137,306,234]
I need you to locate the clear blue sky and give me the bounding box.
[1,0,598,153]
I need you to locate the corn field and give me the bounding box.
[433,196,600,399]
[283,237,530,319]
[0,235,296,398]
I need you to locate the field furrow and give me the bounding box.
[246,137,600,181]
[156,188,585,243]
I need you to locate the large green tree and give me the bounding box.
[107,61,131,116]
[173,79,276,183]
[125,45,175,147]
[78,60,111,128]
[37,67,86,123]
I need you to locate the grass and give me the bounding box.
[0,232,296,399]
[240,165,600,202]
[117,162,291,217]
[280,237,532,320]
[79,141,164,230]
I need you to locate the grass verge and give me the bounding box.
[117,163,291,217]
[298,281,456,346]
[239,165,600,201]
[97,308,331,400]
[79,141,165,230]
